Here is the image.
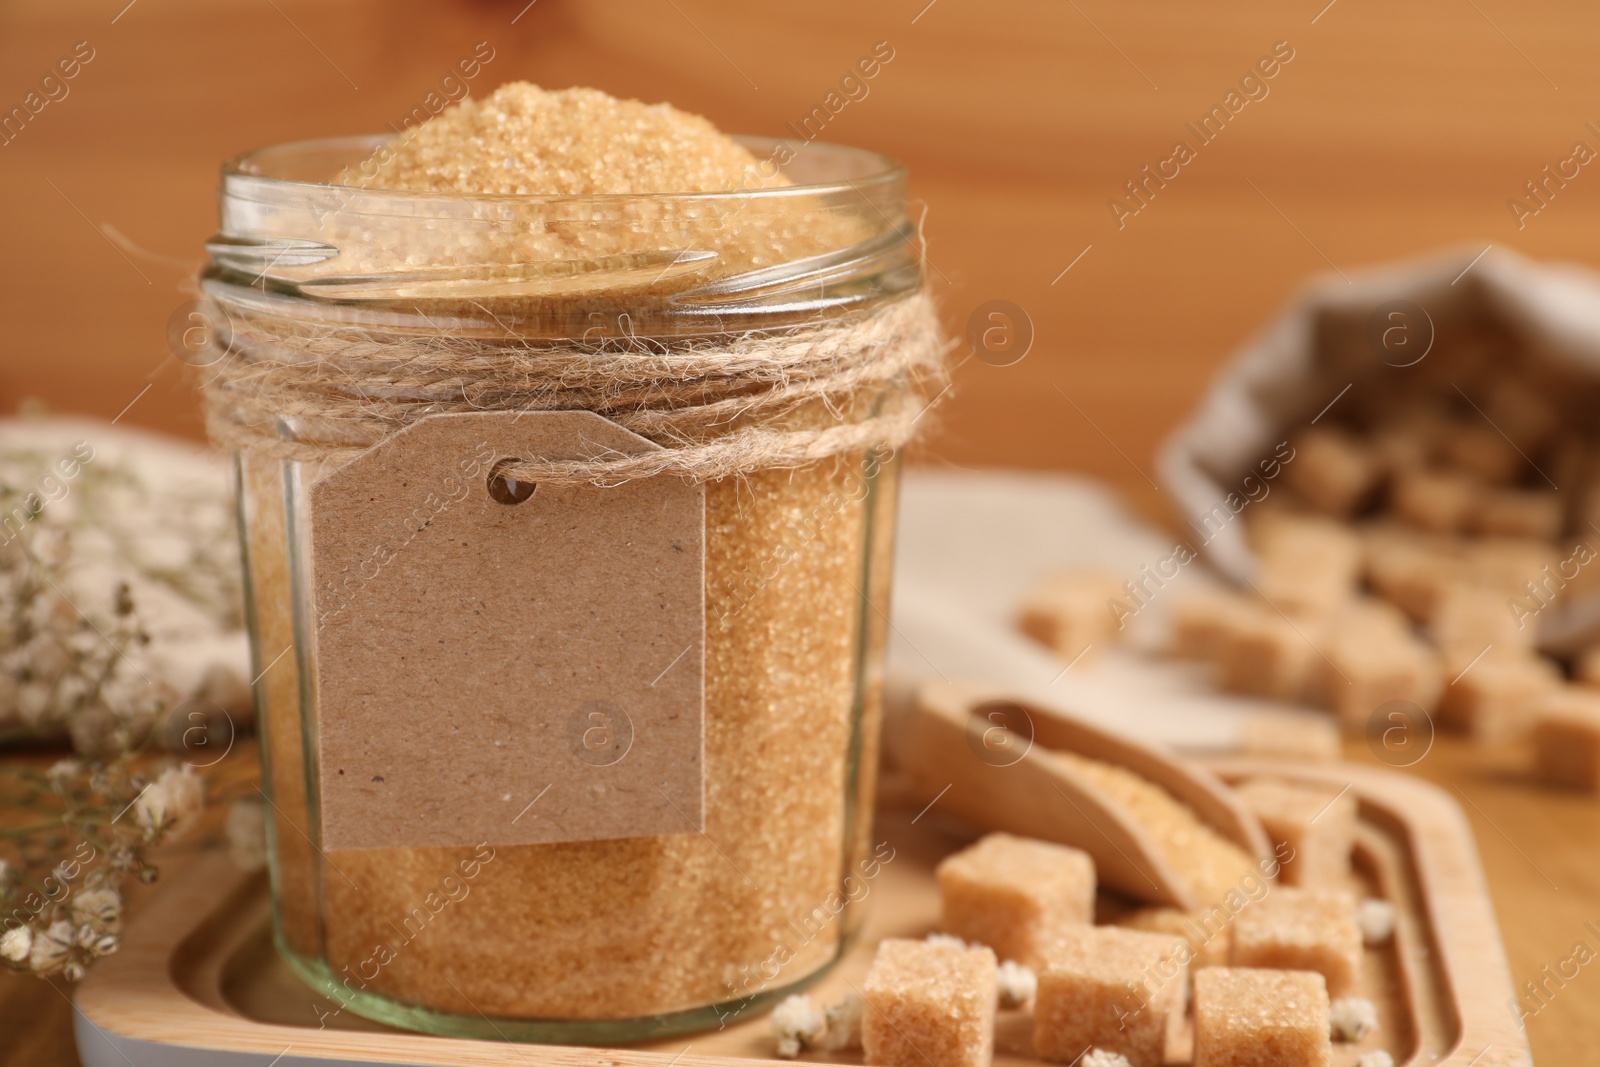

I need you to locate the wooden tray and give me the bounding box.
[73,761,1532,1067]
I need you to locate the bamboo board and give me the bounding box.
[73,760,1532,1067]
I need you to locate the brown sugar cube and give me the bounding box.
[1232,778,1355,887]
[1253,515,1362,616]
[1244,508,1324,548]
[1193,967,1332,1067]
[1019,570,1125,662]
[1283,428,1381,518]
[1438,422,1524,484]
[1254,550,1356,617]
[1390,467,1479,534]
[1534,689,1600,792]
[936,833,1094,967]
[1363,535,1462,622]
[1170,588,1258,661]
[1463,537,1560,599]
[1118,906,1231,969]
[1230,888,1361,997]
[1370,423,1432,479]
[1033,926,1189,1067]
[1317,631,1442,730]
[1218,610,1315,703]
[1430,582,1537,664]
[1470,488,1564,541]
[1327,594,1414,639]
[1437,654,1561,741]
[1496,539,1600,607]
[1312,596,1414,689]
[862,939,997,1067]
[1371,397,1456,453]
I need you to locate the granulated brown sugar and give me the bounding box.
[1050,751,1260,908]
[328,81,831,291]
[317,460,882,1018]
[340,83,786,196]
[237,84,915,1026]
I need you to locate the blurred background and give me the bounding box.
[5,1,1600,1063]
[6,0,1600,522]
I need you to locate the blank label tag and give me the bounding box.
[308,411,705,852]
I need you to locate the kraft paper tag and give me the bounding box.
[309,411,705,852]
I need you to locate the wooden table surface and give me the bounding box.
[4,0,1600,1063]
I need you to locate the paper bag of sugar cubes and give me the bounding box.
[1155,247,1600,777]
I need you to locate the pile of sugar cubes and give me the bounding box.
[1021,383,1600,794]
[780,775,1396,1067]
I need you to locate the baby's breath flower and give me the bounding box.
[996,959,1037,1008]
[47,758,82,781]
[1330,997,1379,1042]
[29,591,77,634]
[1358,899,1396,946]
[69,887,122,933]
[27,921,72,973]
[924,932,970,949]
[133,766,204,841]
[816,993,864,1052]
[0,926,31,964]
[770,994,825,1059]
[1081,1051,1133,1067]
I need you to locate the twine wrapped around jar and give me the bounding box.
[200,290,949,486]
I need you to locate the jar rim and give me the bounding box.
[221,134,906,206]
[206,133,920,336]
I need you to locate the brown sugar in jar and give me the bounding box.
[208,84,940,1041]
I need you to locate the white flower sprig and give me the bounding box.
[0,423,246,983]
[0,537,176,755]
[0,428,244,755]
[1,758,204,980]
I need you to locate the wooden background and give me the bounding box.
[3,0,1600,1063]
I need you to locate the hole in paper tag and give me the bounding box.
[486,457,537,505]
[308,410,705,852]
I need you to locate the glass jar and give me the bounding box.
[204,135,924,1041]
